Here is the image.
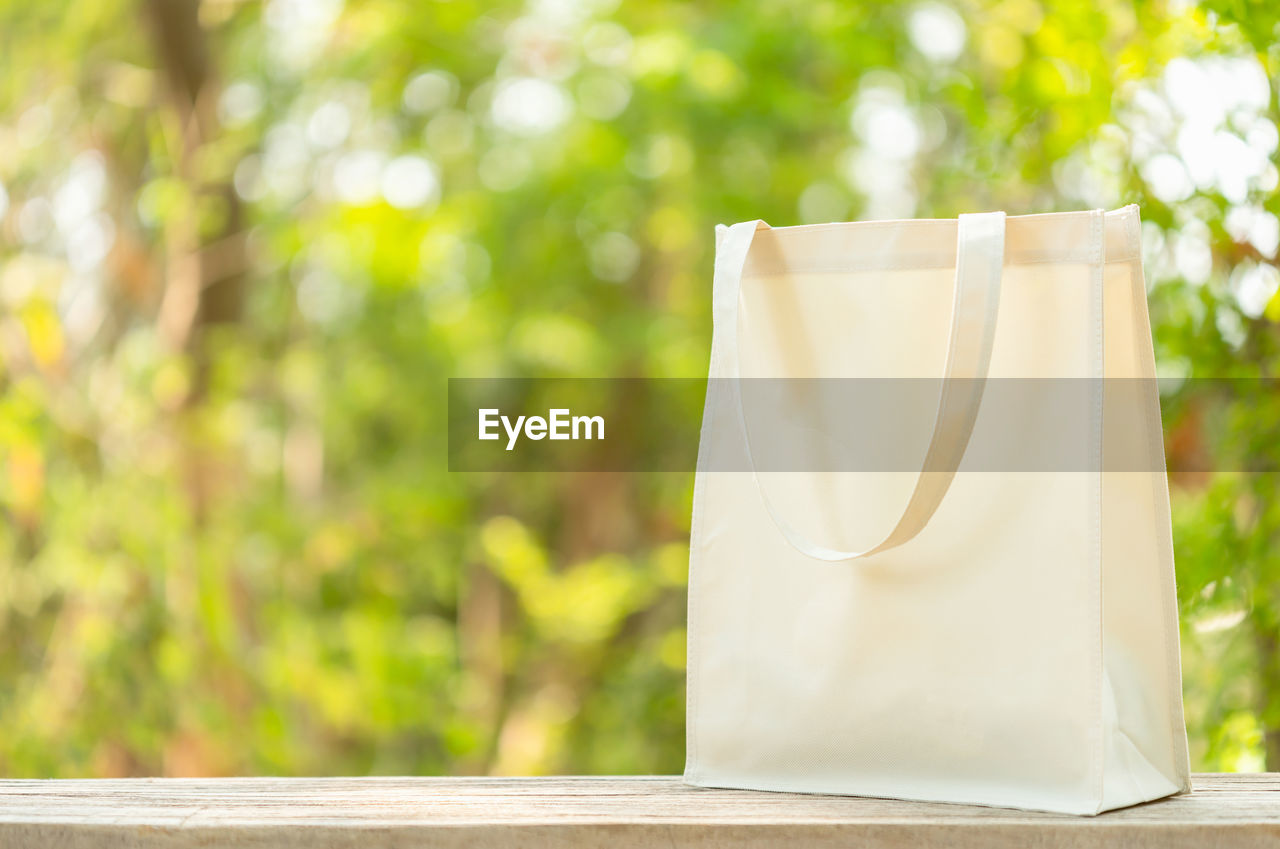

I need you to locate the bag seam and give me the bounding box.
[1089,208,1106,813]
[685,229,735,783]
[743,251,1137,276]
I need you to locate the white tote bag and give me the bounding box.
[685,207,1191,815]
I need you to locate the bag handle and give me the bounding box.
[713,211,1006,561]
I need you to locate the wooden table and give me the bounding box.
[0,774,1276,847]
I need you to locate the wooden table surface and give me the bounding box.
[0,774,1276,848]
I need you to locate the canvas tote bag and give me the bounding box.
[685,207,1191,815]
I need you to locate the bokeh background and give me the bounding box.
[1,0,1278,777]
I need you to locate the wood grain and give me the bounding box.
[0,774,1275,848]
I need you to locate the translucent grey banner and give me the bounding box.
[447,378,1278,473]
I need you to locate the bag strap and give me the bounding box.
[713,211,1006,561]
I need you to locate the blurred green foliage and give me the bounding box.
[0,0,1277,777]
